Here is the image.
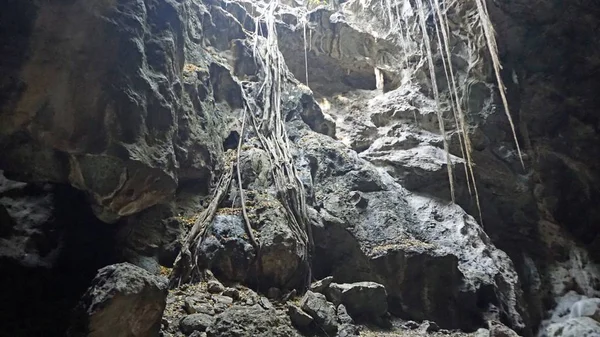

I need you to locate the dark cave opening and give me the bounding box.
[0,183,118,337]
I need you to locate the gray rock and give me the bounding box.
[207,280,225,294]
[212,294,233,305]
[180,314,214,335]
[185,298,215,315]
[474,328,490,337]
[0,0,224,221]
[250,194,307,290]
[337,304,354,324]
[337,323,360,337]
[222,288,240,301]
[489,321,519,337]
[310,276,334,293]
[425,321,440,332]
[544,317,600,337]
[207,305,301,337]
[402,321,420,330]
[570,298,600,321]
[326,282,387,317]
[299,129,525,331]
[197,215,256,283]
[288,304,314,328]
[300,291,338,334]
[67,263,167,337]
[259,297,274,310]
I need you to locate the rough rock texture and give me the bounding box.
[300,290,339,334]
[206,305,301,337]
[288,304,314,328]
[295,125,525,331]
[325,282,388,318]
[0,0,226,222]
[544,317,600,337]
[3,0,600,336]
[180,313,215,335]
[68,263,168,337]
[276,0,600,335]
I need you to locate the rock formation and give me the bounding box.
[1,0,600,336]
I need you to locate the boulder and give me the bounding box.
[570,298,600,322]
[337,304,354,324]
[325,282,387,318]
[180,314,215,335]
[196,214,256,283]
[67,263,168,337]
[337,323,360,337]
[295,127,526,331]
[310,276,334,293]
[489,321,520,337]
[300,291,338,334]
[207,280,225,294]
[222,288,240,300]
[288,304,314,328]
[251,194,307,290]
[206,304,301,337]
[544,317,600,337]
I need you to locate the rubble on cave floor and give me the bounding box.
[160,271,496,337]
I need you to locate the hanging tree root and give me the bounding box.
[380,0,524,223]
[171,0,313,290]
[170,164,235,286]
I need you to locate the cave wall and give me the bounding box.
[1,0,600,336]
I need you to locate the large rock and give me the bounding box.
[196,214,256,283]
[293,126,526,332]
[68,263,168,337]
[325,282,387,318]
[206,304,301,337]
[251,194,307,290]
[300,291,339,334]
[0,0,226,222]
[570,298,600,321]
[180,313,215,335]
[197,193,309,290]
[544,317,600,337]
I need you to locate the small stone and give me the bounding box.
[207,280,225,294]
[310,276,334,293]
[161,317,170,329]
[402,320,419,329]
[222,287,240,300]
[288,304,314,327]
[259,297,274,310]
[212,294,233,305]
[337,304,353,324]
[425,321,440,332]
[184,297,198,314]
[489,321,520,337]
[439,329,452,334]
[179,313,214,334]
[185,297,215,315]
[267,287,281,299]
[474,328,490,337]
[337,323,360,337]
